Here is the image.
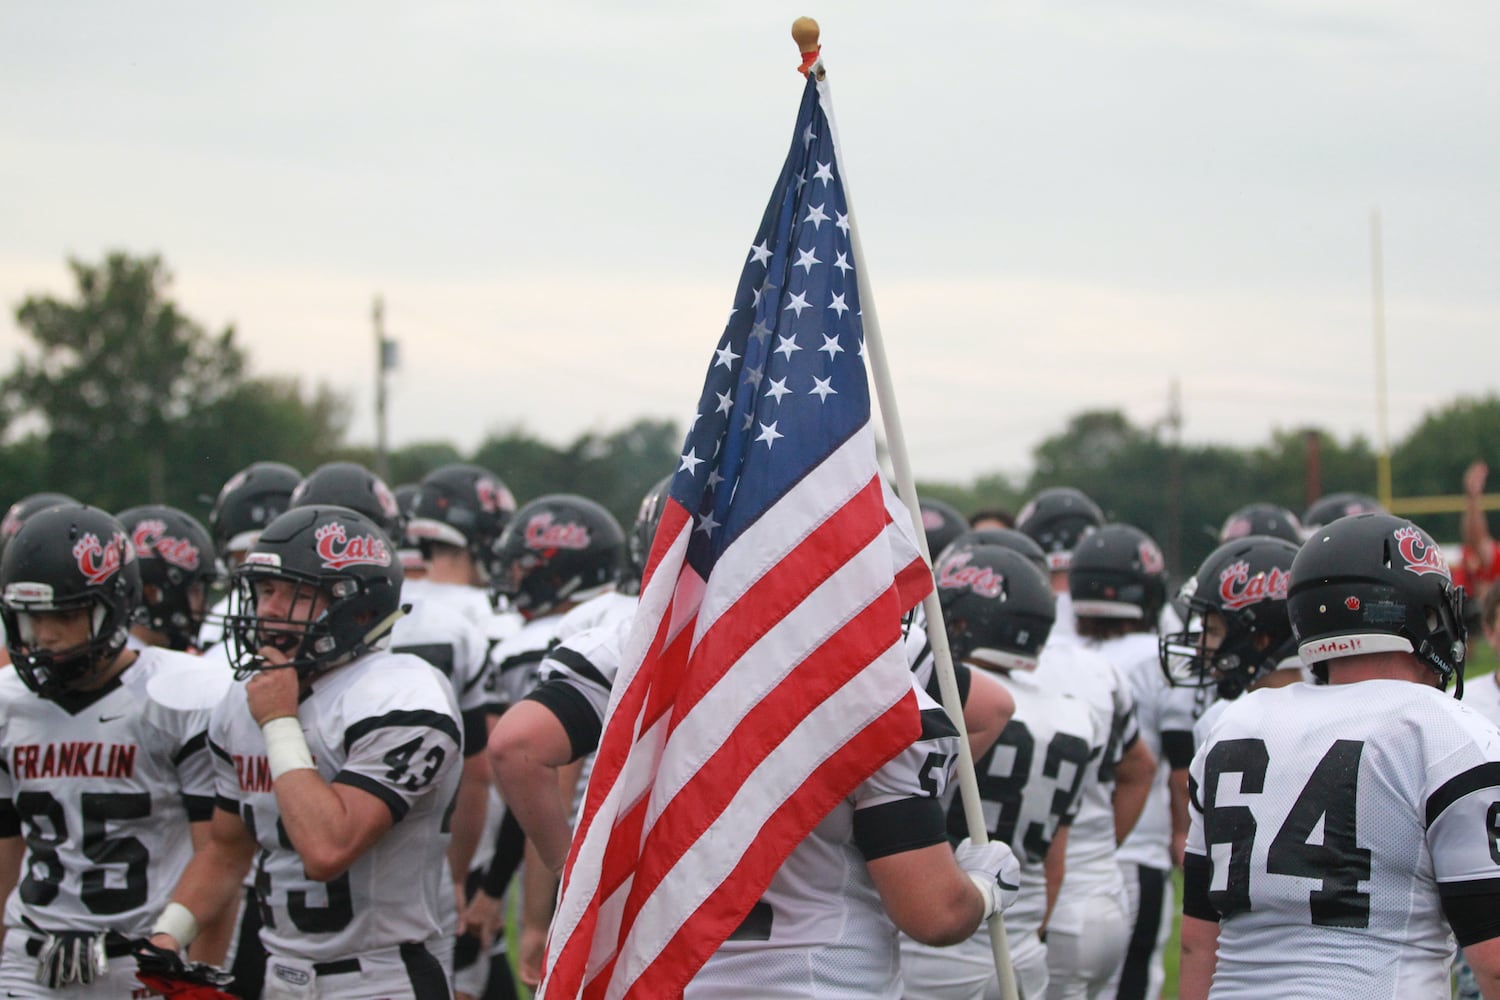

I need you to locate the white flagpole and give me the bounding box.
[795,19,1018,1000]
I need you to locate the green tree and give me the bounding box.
[1391,395,1500,538]
[7,253,245,509]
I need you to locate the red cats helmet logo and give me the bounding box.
[1218,560,1290,611]
[524,513,591,551]
[936,552,1003,599]
[1393,526,1449,578]
[74,531,132,585]
[314,523,391,569]
[1138,540,1165,576]
[131,520,201,572]
[475,478,516,516]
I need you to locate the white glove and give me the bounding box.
[34,931,109,988]
[956,838,1020,919]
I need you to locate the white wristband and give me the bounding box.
[262,717,315,780]
[152,901,199,947]
[967,872,1000,919]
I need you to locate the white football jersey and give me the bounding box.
[210,649,462,963]
[0,647,222,936]
[401,577,521,664]
[1459,671,1500,731]
[390,587,490,721]
[482,614,568,714]
[689,684,962,1000]
[973,667,1108,943]
[1186,681,1500,998]
[1034,635,1139,934]
[1097,632,1204,870]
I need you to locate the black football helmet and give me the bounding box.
[1069,524,1168,623]
[407,464,516,575]
[936,544,1056,672]
[0,504,141,698]
[0,492,79,561]
[1160,535,1299,698]
[116,505,219,651]
[290,462,402,539]
[1016,487,1104,572]
[209,462,302,558]
[940,527,1049,577]
[492,495,625,619]
[1288,513,1465,691]
[1301,492,1385,534]
[625,475,674,595]
[224,505,404,679]
[1217,503,1303,545]
[919,498,969,561]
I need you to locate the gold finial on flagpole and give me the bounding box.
[792,17,822,77]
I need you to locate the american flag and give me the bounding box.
[537,68,933,1000]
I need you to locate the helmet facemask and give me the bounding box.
[226,570,398,681]
[2,593,129,699]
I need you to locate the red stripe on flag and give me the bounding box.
[641,475,888,734]
[621,689,921,998]
[606,582,921,963]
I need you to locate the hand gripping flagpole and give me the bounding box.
[793,18,1019,1000]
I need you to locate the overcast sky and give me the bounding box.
[3,2,1496,484]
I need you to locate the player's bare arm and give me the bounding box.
[1176,913,1219,1000]
[150,806,257,953]
[487,698,578,874]
[867,841,990,946]
[0,834,21,952]
[1112,736,1155,844]
[247,659,393,880]
[960,669,1014,760]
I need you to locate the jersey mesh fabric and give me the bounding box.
[1187,680,1500,999]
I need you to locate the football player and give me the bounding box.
[901,543,1107,1000]
[199,461,301,651]
[1016,486,1105,642]
[116,505,220,654]
[1179,513,1500,998]
[0,505,222,996]
[1067,523,1190,1000]
[1159,534,1303,746]
[147,506,463,998]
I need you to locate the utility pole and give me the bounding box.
[1165,377,1184,577]
[373,296,393,481]
[1370,209,1393,508]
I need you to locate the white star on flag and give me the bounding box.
[794,246,821,273]
[695,510,721,537]
[812,161,833,186]
[775,335,801,360]
[835,210,850,236]
[784,291,811,317]
[804,203,829,230]
[714,343,741,369]
[819,334,844,358]
[715,389,733,415]
[678,448,703,475]
[834,251,852,276]
[809,376,837,401]
[828,292,849,318]
[765,377,791,404]
[755,421,784,448]
[748,241,772,266]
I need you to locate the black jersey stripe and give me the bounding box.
[546,645,614,693]
[497,647,551,674]
[392,643,457,679]
[1425,761,1500,829]
[334,770,411,822]
[342,710,461,754]
[1440,877,1500,947]
[173,731,209,767]
[526,680,604,762]
[920,706,959,743]
[207,738,234,765]
[853,796,948,860]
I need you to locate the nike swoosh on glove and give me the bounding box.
[955,838,1021,919]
